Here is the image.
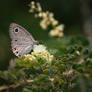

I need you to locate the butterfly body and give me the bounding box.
[9,23,38,57]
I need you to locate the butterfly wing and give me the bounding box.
[11,38,33,57]
[9,23,38,57]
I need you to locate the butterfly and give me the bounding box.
[9,23,38,57]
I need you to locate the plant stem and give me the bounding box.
[0,79,34,91]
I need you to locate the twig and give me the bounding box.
[0,83,20,91]
[0,79,34,91]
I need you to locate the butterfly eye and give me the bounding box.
[14,28,19,33]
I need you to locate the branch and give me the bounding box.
[0,79,34,91]
[0,83,20,91]
[0,78,55,91]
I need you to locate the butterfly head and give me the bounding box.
[34,40,39,45]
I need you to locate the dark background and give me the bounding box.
[0,0,91,69]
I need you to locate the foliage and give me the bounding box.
[0,36,92,92]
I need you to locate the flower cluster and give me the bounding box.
[29,1,64,37]
[24,45,53,62]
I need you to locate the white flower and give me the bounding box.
[29,1,64,38]
[40,19,48,30]
[49,29,59,36]
[32,50,53,62]
[31,1,35,5]
[32,44,53,62]
[52,20,58,26]
[37,3,42,12]
[49,12,54,18]
[24,54,36,61]
[25,44,53,62]
[33,45,46,52]
[56,24,64,31]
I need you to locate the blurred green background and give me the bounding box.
[0,0,91,69]
[0,0,92,92]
